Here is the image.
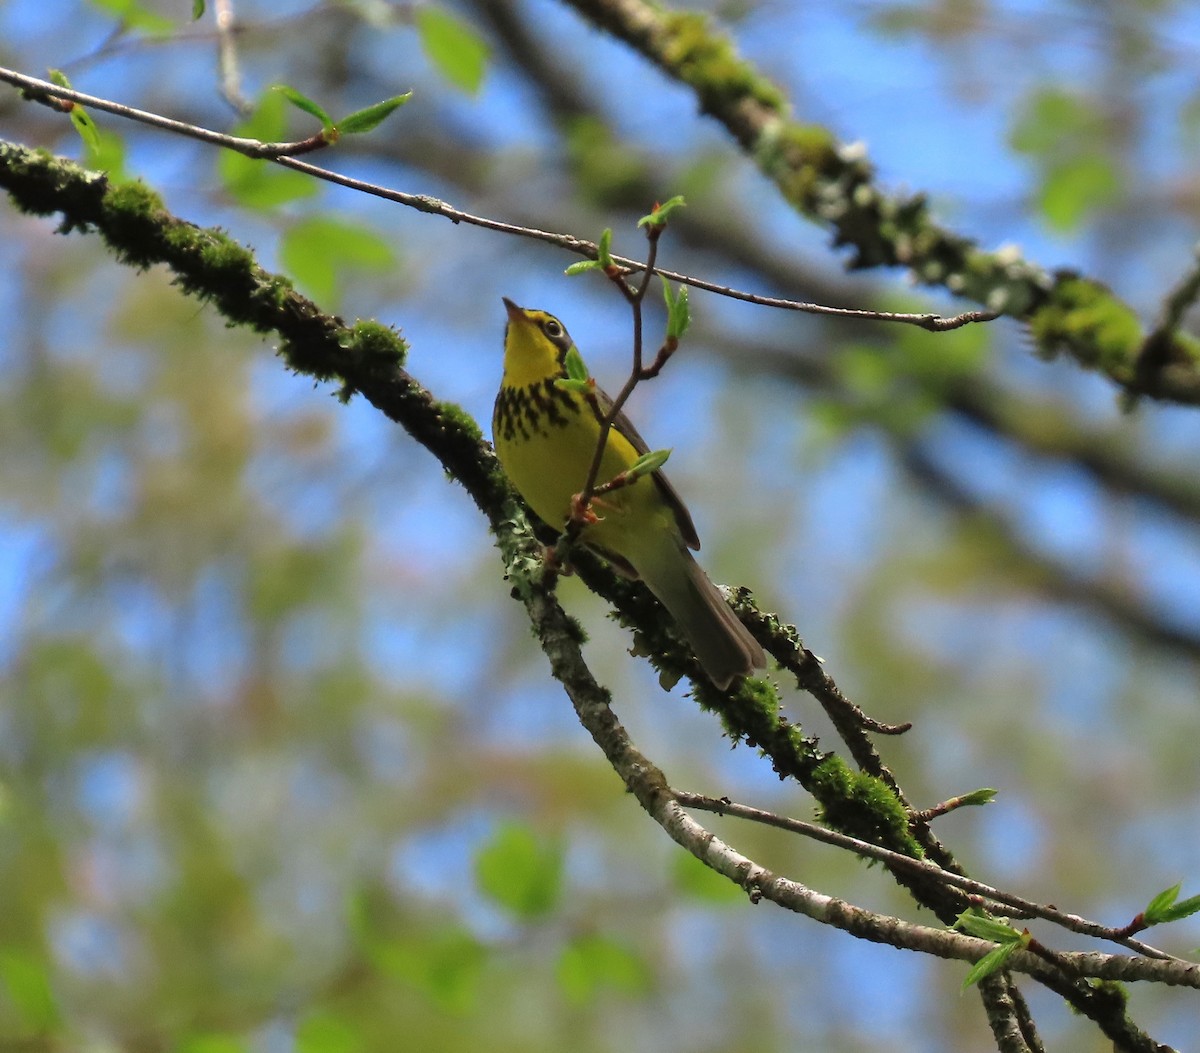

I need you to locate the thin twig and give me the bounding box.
[912,791,994,822]
[1152,243,1200,337]
[0,65,997,332]
[673,790,1184,961]
[571,225,663,524]
[6,68,325,157]
[213,0,253,115]
[1135,240,1200,390]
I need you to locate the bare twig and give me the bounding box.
[213,0,253,115]
[912,792,993,822]
[0,65,996,332]
[1135,240,1200,390]
[6,67,326,157]
[570,223,665,527]
[673,790,1184,961]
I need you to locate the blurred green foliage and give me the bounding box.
[1010,87,1121,231]
[416,7,491,95]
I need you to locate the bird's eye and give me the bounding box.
[542,319,564,339]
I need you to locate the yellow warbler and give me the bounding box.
[493,298,764,688]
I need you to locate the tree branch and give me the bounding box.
[557,0,1200,404]
[0,64,995,332]
[674,791,1181,960]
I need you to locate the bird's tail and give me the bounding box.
[637,536,766,690]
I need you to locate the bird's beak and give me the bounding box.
[502,297,524,323]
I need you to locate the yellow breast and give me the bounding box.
[494,377,651,536]
[493,299,677,554]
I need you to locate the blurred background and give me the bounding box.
[3,0,1200,1049]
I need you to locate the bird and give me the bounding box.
[493,297,765,689]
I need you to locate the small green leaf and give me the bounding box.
[661,278,690,340]
[962,940,1019,990]
[273,84,333,130]
[596,228,614,269]
[958,788,998,807]
[45,70,101,153]
[1009,87,1119,231]
[953,908,1020,943]
[70,106,102,154]
[416,7,490,94]
[337,94,412,135]
[475,822,562,920]
[661,276,675,311]
[954,908,1028,990]
[554,378,592,394]
[565,260,602,276]
[629,448,671,478]
[192,0,205,18]
[1143,883,1200,925]
[673,287,690,339]
[563,345,590,383]
[1156,897,1200,924]
[556,933,649,1006]
[1010,87,1101,158]
[1145,882,1182,919]
[638,194,686,227]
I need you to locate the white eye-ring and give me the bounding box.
[543,319,564,339]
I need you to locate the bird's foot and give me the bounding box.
[569,492,603,526]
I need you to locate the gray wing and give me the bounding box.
[592,384,701,551]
